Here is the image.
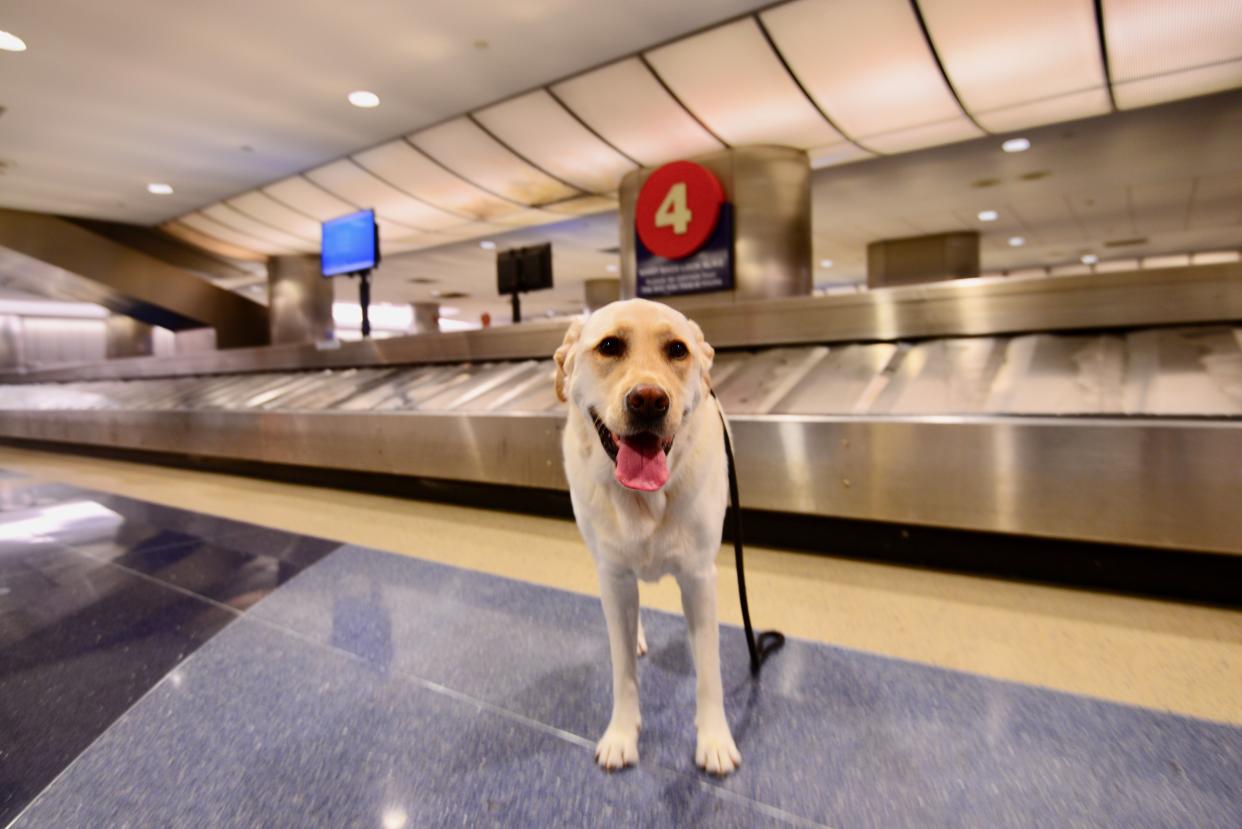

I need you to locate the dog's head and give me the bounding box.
[554,298,714,492]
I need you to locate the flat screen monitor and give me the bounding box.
[496,243,553,294]
[322,209,379,277]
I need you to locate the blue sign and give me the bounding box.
[635,204,734,298]
[321,209,379,277]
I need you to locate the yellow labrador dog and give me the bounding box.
[555,298,740,776]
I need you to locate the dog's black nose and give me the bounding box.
[625,385,669,420]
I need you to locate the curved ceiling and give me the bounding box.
[3,0,1240,264]
[157,0,1242,260]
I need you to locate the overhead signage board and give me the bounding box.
[634,160,734,298]
[321,208,380,277]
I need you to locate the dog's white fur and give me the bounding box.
[555,298,740,775]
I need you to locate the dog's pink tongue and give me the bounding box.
[615,433,669,491]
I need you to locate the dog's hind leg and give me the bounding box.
[677,568,741,776]
[594,565,641,770]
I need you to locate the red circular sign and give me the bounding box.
[635,161,724,260]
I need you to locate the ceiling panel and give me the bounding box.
[263,176,359,220]
[177,212,289,256]
[352,140,520,222]
[918,0,1110,131]
[226,191,322,241]
[305,159,466,231]
[380,231,448,255]
[261,175,413,240]
[1143,253,1191,268]
[1111,61,1242,111]
[1095,257,1141,272]
[1188,171,1242,228]
[975,88,1114,134]
[551,58,724,166]
[1008,198,1084,243]
[429,223,509,241]
[807,143,874,169]
[201,204,315,251]
[949,208,1025,237]
[410,117,580,205]
[1191,250,1240,264]
[902,212,971,234]
[474,90,636,193]
[1129,180,1193,233]
[1050,262,1093,276]
[160,221,269,262]
[1065,188,1134,240]
[543,195,619,216]
[860,117,983,155]
[489,208,567,228]
[1104,0,1242,109]
[761,0,981,152]
[645,19,845,149]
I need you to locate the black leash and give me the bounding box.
[712,391,785,676]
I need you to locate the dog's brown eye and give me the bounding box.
[666,340,689,360]
[597,336,625,357]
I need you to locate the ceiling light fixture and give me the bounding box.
[1008,236,1025,247]
[1081,254,1099,265]
[605,264,618,273]
[0,31,27,52]
[978,210,998,222]
[348,90,380,108]
[1002,137,1030,153]
[146,182,174,195]
[479,240,496,250]
[819,259,834,268]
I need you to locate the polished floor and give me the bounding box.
[1,447,1240,827]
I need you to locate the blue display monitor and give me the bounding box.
[321,209,379,276]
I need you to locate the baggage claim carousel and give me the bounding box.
[1,266,1240,597]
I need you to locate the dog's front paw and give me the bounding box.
[636,624,648,657]
[695,726,741,776]
[595,725,639,771]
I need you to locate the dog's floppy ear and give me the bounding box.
[554,318,584,402]
[688,319,714,387]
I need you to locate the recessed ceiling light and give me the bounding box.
[479,240,496,250]
[978,210,998,222]
[1081,254,1099,265]
[1002,137,1030,153]
[0,31,27,52]
[348,90,380,108]
[1008,236,1025,247]
[605,263,618,273]
[146,182,174,195]
[819,259,834,268]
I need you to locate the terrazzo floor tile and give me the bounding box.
[13,617,813,829]
[0,541,235,825]
[85,493,343,568]
[249,544,1242,829]
[0,479,94,514]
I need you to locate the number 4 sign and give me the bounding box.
[635,161,725,261]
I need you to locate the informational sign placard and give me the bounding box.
[634,161,733,298]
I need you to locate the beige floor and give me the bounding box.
[3,443,1240,726]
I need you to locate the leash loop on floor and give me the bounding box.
[713,392,785,677]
